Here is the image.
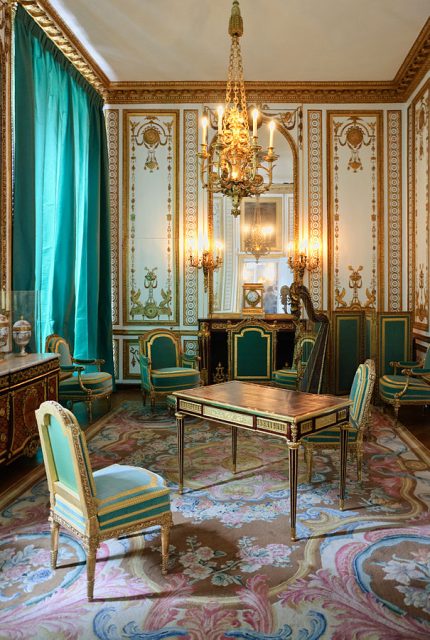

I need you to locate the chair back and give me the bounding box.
[230,323,273,382]
[45,334,73,367]
[423,346,430,369]
[35,401,96,531]
[349,359,376,431]
[139,329,180,369]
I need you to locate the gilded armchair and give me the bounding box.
[139,329,200,409]
[228,320,275,382]
[303,359,376,483]
[35,401,172,601]
[45,334,113,423]
[379,346,430,424]
[272,331,316,390]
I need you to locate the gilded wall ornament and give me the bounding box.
[416,264,429,323]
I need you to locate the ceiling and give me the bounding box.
[49,0,430,83]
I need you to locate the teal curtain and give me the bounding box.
[13,6,114,376]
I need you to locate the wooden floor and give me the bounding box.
[1,387,429,504]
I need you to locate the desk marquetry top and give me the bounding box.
[173,380,351,424]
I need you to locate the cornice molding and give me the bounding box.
[17,2,430,105]
[19,0,108,96]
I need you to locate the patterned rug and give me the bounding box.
[1,402,430,640]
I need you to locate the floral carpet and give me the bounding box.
[1,402,430,640]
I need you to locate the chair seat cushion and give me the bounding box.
[379,374,430,403]
[93,464,170,532]
[151,367,200,392]
[303,427,358,444]
[272,368,297,389]
[59,371,113,396]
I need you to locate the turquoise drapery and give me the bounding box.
[13,6,114,376]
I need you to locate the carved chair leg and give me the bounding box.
[86,400,93,424]
[160,522,171,575]
[150,392,156,412]
[393,401,400,427]
[86,543,98,601]
[142,390,147,406]
[50,519,60,569]
[306,444,313,483]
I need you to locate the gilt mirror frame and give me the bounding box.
[207,116,299,316]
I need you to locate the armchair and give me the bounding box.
[139,329,200,410]
[303,359,376,482]
[45,334,113,424]
[272,331,316,390]
[228,320,274,382]
[379,346,430,424]
[35,401,172,601]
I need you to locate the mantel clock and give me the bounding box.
[242,283,264,315]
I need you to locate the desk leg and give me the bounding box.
[288,443,299,541]
[176,412,185,494]
[231,426,237,473]
[339,422,349,510]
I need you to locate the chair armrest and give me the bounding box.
[73,357,105,371]
[390,359,418,374]
[181,353,200,369]
[61,364,85,373]
[139,354,152,391]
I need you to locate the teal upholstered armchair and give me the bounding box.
[303,359,376,482]
[379,346,430,424]
[272,331,316,390]
[139,329,200,409]
[228,321,274,382]
[45,334,113,424]
[35,401,172,601]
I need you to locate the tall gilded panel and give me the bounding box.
[307,110,323,309]
[407,104,414,313]
[328,111,384,313]
[106,109,120,325]
[123,110,179,325]
[387,110,402,312]
[412,80,429,331]
[183,110,198,326]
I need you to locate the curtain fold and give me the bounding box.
[13,5,114,377]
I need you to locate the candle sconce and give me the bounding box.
[287,240,320,283]
[188,240,223,292]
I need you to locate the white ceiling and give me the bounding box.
[49,0,430,83]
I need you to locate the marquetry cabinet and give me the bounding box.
[0,354,60,465]
[198,316,296,385]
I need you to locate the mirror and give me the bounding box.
[209,119,298,315]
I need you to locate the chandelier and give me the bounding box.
[244,196,273,262]
[199,0,277,217]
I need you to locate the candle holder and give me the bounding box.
[189,245,223,292]
[287,243,319,283]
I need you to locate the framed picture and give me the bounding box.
[240,197,283,253]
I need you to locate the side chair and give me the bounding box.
[379,346,430,424]
[35,400,172,601]
[303,359,376,483]
[45,334,113,423]
[139,329,200,410]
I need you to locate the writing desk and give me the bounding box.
[173,380,351,540]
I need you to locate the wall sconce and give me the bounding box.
[188,239,223,292]
[287,239,319,283]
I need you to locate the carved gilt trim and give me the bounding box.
[387,110,402,311]
[183,110,198,326]
[307,110,323,310]
[106,109,119,325]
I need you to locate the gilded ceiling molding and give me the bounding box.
[19,0,108,96]
[394,18,430,100]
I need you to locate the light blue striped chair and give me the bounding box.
[303,359,376,482]
[379,346,430,424]
[35,401,172,601]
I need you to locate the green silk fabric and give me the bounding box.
[13,6,114,377]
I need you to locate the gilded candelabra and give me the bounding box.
[198,1,277,217]
[287,242,319,283]
[189,244,223,292]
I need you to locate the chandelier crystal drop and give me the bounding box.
[199,0,277,217]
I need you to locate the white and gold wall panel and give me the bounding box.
[411,80,429,332]
[307,109,323,310]
[122,110,179,326]
[387,110,402,312]
[328,111,384,312]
